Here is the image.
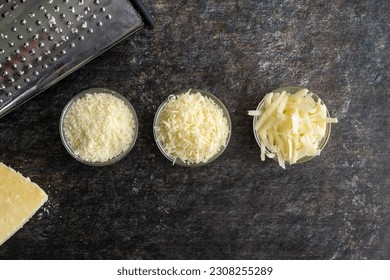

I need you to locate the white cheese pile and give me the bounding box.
[63,93,135,162]
[248,89,338,169]
[155,91,230,165]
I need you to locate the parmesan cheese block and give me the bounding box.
[248,89,338,169]
[0,163,48,246]
[155,90,230,165]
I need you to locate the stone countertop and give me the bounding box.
[0,0,389,259]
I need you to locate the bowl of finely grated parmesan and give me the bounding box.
[153,89,231,167]
[60,88,138,166]
[248,86,338,169]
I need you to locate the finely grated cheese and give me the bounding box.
[63,93,135,162]
[155,91,230,165]
[248,89,338,169]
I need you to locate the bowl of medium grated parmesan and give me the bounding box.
[60,88,138,166]
[153,89,231,167]
[248,86,338,169]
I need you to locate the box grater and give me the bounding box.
[0,0,153,118]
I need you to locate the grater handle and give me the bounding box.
[130,0,154,29]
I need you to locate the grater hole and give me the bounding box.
[15,85,21,90]
[55,27,63,34]
[75,14,83,21]
[24,77,30,83]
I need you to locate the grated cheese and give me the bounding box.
[63,93,135,163]
[248,89,338,169]
[155,90,230,165]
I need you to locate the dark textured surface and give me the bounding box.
[0,0,389,259]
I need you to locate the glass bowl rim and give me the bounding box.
[59,87,138,167]
[153,88,232,167]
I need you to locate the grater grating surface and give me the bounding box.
[0,0,152,118]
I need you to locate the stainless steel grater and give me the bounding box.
[0,0,153,118]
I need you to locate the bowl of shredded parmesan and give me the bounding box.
[60,88,138,166]
[248,86,338,169]
[153,89,231,167]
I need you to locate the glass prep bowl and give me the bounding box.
[60,88,138,166]
[153,89,231,167]
[252,86,332,165]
